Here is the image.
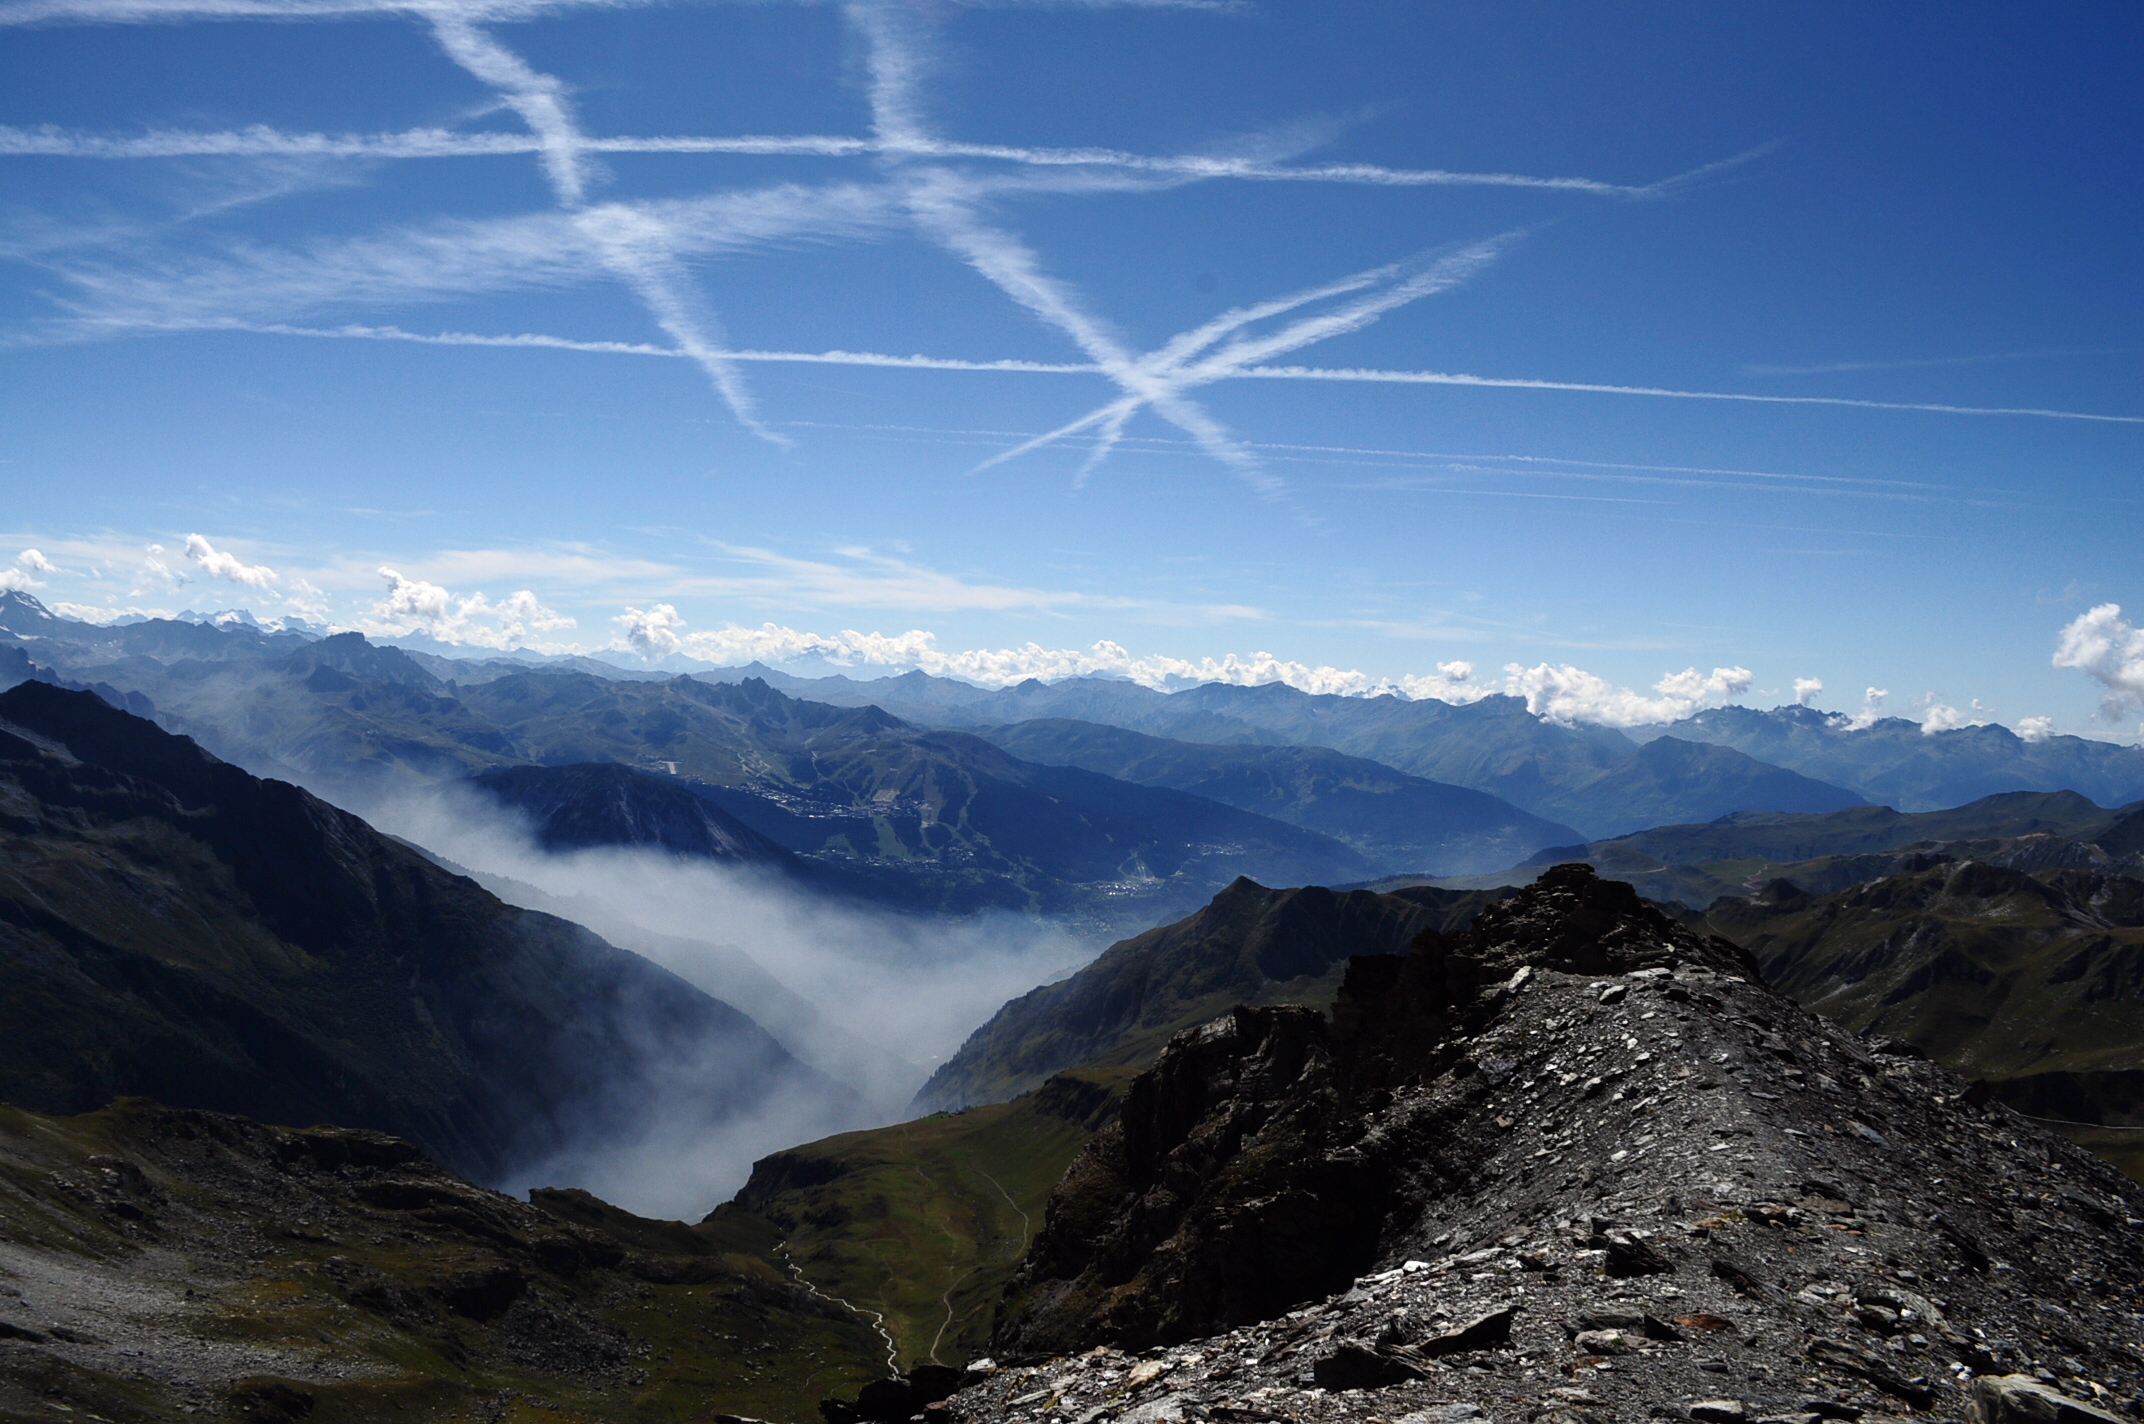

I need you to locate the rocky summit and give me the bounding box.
[937,863,2144,1424]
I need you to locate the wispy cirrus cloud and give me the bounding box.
[669,541,1261,621]
[29,184,891,337]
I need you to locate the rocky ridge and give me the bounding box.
[935,864,2144,1424]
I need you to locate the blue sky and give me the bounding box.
[3,1,2141,736]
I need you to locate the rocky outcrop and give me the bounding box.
[915,878,1513,1112]
[967,863,2144,1424]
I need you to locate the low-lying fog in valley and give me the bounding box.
[372,785,1097,1218]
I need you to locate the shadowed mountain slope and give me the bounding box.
[0,681,858,1189]
[961,863,2144,1424]
[462,760,798,863]
[913,878,1512,1113]
[975,717,1581,874]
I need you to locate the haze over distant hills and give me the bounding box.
[693,659,2144,828]
[10,591,2142,861]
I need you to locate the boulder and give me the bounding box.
[1969,1375,2126,1424]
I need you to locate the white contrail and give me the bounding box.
[851,0,1280,491]
[1234,365,2144,424]
[967,264,1401,476]
[417,10,784,442]
[427,13,591,203]
[972,237,1518,474]
[191,321,1103,371]
[0,0,670,23]
[193,321,2144,427]
[0,121,1664,194]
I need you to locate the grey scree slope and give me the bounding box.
[941,865,2144,1424]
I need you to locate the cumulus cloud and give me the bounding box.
[2,548,58,591]
[2053,603,2144,719]
[367,567,575,649]
[1793,676,1822,706]
[1501,663,1754,728]
[183,533,278,588]
[1920,700,1989,734]
[604,609,1485,700]
[614,602,687,657]
[2016,715,2055,743]
[1831,686,1889,732]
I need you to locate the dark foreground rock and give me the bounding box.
[951,864,2144,1424]
[0,1097,888,1422]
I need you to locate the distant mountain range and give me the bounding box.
[1443,788,2144,908]
[703,663,1869,838]
[0,681,860,1192]
[974,717,1581,872]
[1645,702,2144,811]
[698,659,2144,832]
[0,596,1579,928]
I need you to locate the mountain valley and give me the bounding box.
[4,598,2144,1424]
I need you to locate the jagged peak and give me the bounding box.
[1454,861,1756,980]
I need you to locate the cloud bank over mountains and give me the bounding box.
[5,528,2132,740]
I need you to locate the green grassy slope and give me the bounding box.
[0,1099,887,1424]
[1705,860,2144,1081]
[734,1071,1126,1372]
